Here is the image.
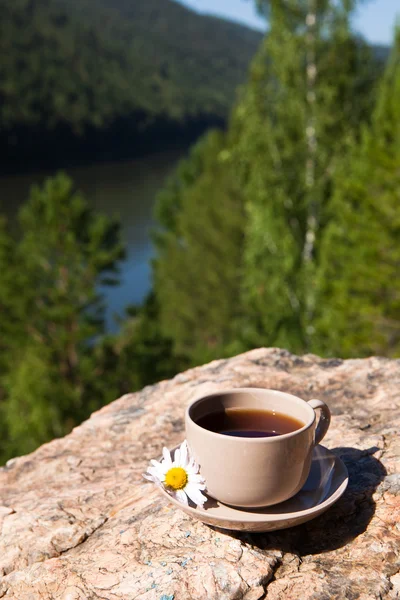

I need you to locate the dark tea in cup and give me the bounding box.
[195,407,304,438]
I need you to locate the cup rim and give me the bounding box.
[186,387,316,442]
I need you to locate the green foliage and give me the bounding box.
[235,0,378,352]
[1,345,66,458]
[0,0,262,133]
[0,172,182,462]
[153,130,246,364]
[0,173,125,461]
[151,0,387,363]
[0,216,16,373]
[314,28,400,357]
[95,294,185,398]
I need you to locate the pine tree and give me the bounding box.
[234,0,377,353]
[153,130,246,363]
[314,27,400,357]
[0,173,125,461]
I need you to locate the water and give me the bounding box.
[0,147,189,329]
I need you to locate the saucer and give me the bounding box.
[158,444,348,532]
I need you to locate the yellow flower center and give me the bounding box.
[164,467,188,490]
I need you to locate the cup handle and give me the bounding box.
[307,399,331,445]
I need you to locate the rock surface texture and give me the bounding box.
[0,348,399,600]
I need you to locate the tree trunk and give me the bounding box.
[303,0,318,346]
[303,0,318,263]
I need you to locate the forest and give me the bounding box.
[0,0,262,171]
[0,0,399,463]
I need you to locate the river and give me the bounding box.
[0,146,190,330]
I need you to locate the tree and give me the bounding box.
[153,130,246,364]
[94,293,185,399]
[0,215,16,375]
[0,173,125,461]
[0,345,67,459]
[0,215,15,457]
[314,27,400,357]
[234,0,378,353]
[151,0,381,363]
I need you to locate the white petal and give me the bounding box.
[146,466,158,476]
[143,471,163,486]
[185,463,199,475]
[174,446,181,464]
[186,443,197,464]
[179,440,188,467]
[162,447,172,466]
[146,466,162,481]
[188,456,199,472]
[150,459,162,468]
[188,473,206,485]
[159,462,171,476]
[174,489,188,505]
[157,461,170,477]
[185,484,208,507]
[191,482,206,491]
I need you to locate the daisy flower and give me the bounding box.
[144,440,207,507]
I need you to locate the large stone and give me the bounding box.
[0,348,399,599]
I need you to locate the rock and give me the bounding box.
[0,347,399,599]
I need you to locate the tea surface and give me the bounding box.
[196,408,304,438]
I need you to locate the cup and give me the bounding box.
[185,388,331,508]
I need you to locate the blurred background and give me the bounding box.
[0,0,399,462]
